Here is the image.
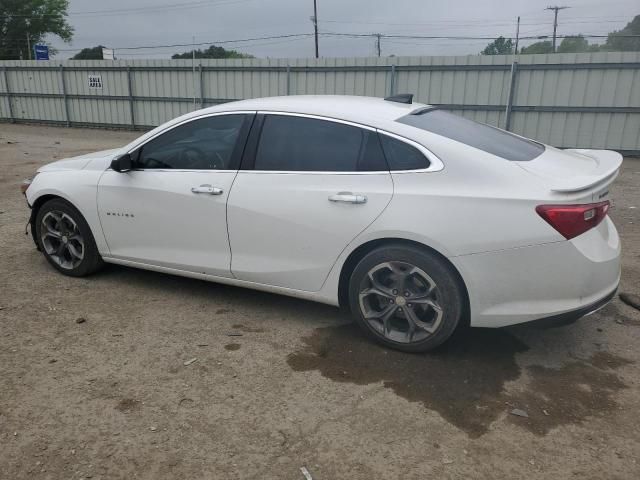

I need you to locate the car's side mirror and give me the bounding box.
[111,153,132,173]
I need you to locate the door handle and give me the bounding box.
[191,184,223,195]
[328,192,367,204]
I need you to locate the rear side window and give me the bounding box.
[380,134,430,170]
[254,115,387,172]
[397,109,544,161]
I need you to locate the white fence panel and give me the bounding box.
[1,52,639,152]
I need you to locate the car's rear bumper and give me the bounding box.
[452,216,621,328]
[515,286,617,328]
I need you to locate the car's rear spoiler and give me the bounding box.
[549,149,623,193]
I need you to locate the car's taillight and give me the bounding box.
[536,201,610,240]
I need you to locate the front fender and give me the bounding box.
[26,171,110,255]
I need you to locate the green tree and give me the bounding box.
[0,0,73,60]
[481,36,514,55]
[557,35,600,53]
[519,41,554,54]
[72,45,107,60]
[602,15,640,51]
[171,45,254,59]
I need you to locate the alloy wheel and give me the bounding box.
[358,261,443,343]
[40,211,85,270]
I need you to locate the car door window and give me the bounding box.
[136,114,246,170]
[253,115,387,172]
[379,134,430,171]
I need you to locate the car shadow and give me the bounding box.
[94,263,632,438]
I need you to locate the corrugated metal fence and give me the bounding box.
[1,52,639,153]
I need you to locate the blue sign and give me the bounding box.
[34,45,49,60]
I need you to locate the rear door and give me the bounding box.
[227,113,393,292]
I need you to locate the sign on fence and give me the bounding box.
[34,45,49,61]
[102,48,115,60]
[88,75,103,89]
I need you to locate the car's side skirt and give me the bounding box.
[102,256,340,307]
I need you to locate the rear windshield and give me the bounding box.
[397,109,544,161]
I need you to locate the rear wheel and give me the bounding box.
[35,199,104,277]
[348,245,463,352]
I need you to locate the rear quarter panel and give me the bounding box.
[378,140,566,257]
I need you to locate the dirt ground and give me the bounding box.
[1,123,639,480]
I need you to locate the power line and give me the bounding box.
[116,36,311,56]
[321,32,635,41]
[3,0,257,18]
[55,33,315,52]
[19,30,638,57]
[49,31,639,53]
[320,16,630,28]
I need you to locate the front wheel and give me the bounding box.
[348,245,464,353]
[35,198,104,277]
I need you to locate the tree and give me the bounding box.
[0,0,73,60]
[519,41,554,54]
[72,45,107,60]
[481,36,514,55]
[557,35,600,53]
[171,45,254,59]
[602,15,640,52]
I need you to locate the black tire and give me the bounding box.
[348,244,463,353]
[35,198,104,277]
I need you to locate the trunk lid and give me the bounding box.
[517,147,622,198]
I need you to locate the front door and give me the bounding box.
[227,113,393,291]
[97,113,252,277]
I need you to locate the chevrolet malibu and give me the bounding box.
[22,95,621,352]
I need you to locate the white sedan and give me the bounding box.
[22,95,621,352]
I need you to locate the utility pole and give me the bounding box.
[312,0,319,58]
[192,36,196,110]
[514,16,520,54]
[25,19,32,60]
[375,33,382,57]
[26,32,32,60]
[546,5,569,53]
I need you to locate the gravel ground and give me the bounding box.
[1,123,639,480]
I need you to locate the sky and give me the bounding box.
[46,0,639,59]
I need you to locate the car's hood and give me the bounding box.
[37,148,122,172]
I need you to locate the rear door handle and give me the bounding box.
[191,184,223,195]
[328,192,367,204]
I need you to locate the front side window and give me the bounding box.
[254,115,387,172]
[136,114,246,170]
[397,109,544,161]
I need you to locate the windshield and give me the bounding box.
[397,109,545,161]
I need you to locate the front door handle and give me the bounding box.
[191,184,223,195]
[328,192,367,204]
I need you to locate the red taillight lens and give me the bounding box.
[536,201,610,240]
